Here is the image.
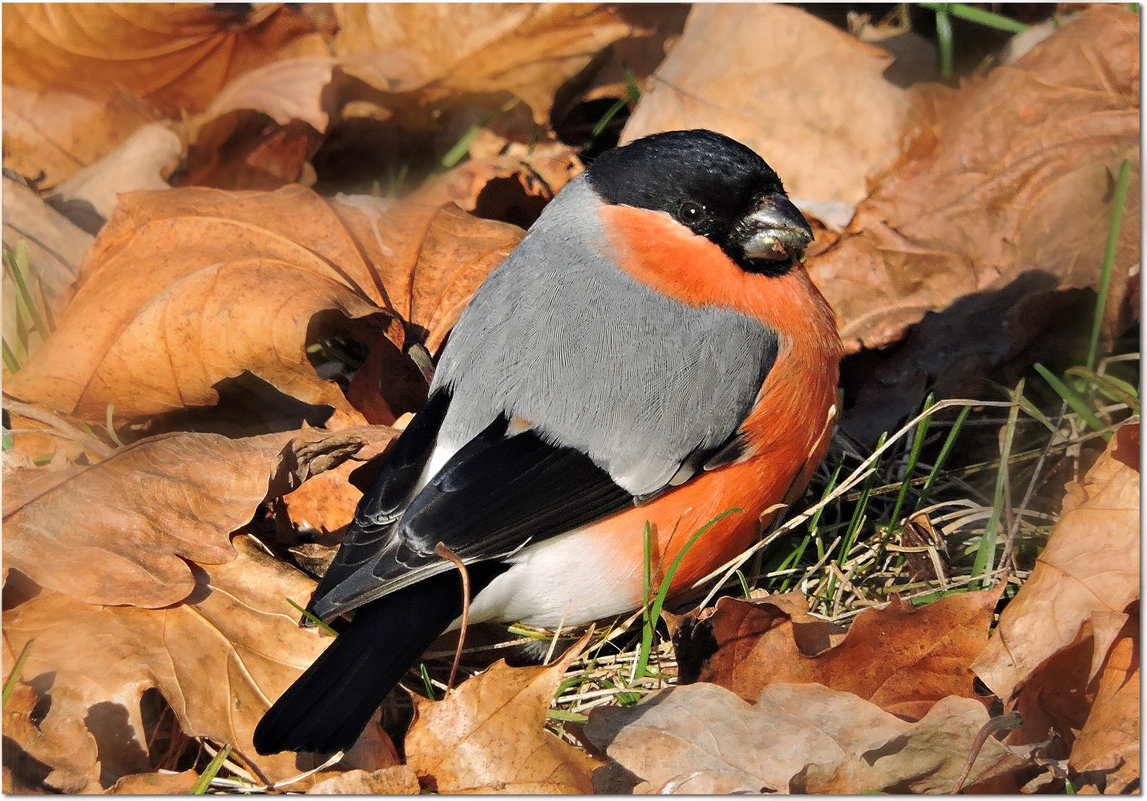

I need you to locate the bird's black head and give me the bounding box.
[586,129,813,277]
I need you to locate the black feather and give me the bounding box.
[254,564,504,755]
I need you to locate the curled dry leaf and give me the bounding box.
[200,56,338,133]
[334,4,635,127]
[812,4,1140,354]
[2,426,378,608]
[5,184,519,425]
[586,682,1028,794]
[673,589,999,719]
[972,422,1140,701]
[622,4,913,207]
[2,85,163,188]
[3,536,398,790]
[2,4,328,115]
[404,630,598,793]
[52,123,183,221]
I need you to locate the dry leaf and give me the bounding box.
[106,770,199,794]
[334,5,634,127]
[5,183,522,425]
[52,123,182,220]
[812,5,1140,354]
[307,765,420,795]
[2,85,162,188]
[201,56,338,133]
[586,682,1027,794]
[2,427,376,607]
[1069,609,1139,792]
[331,194,524,354]
[405,630,598,793]
[3,536,398,789]
[973,423,1140,701]
[2,4,328,115]
[622,4,913,207]
[674,589,999,719]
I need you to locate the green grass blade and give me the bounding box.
[1087,159,1131,371]
[934,6,954,79]
[191,743,232,794]
[286,597,339,636]
[1065,366,1140,411]
[1034,363,1108,437]
[633,508,743,680]
[420,663,436,700]
[916,404,971,513]
[6,242,49,339]
[935,2,1029,32]
[888,394,935,527]
[2,339,20,373]
[3,639,34,708]
[971,382,1023,584]
[440,124,483,169]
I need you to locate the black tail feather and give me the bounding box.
[254,567,498,755]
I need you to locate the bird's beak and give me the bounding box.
[739,193,814,262]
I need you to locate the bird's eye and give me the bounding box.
[678,201,707,225]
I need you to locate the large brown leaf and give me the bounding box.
[5,185,521,424]
[621,4,914,207]
[586,682,1028,794]
[333,4,634,127]
[2,4,328,115]
[2,426,385,607]
[812,5,1140,354]
[673,589,998,720]
[405,631,598,793]
[2,535,397,791]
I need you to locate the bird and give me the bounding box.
[253,128,842,755]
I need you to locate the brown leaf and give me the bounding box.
[307,765,420,795]
[3,535,397,788]
[2,4,328,116]
[333,5,635,126]
[332,195,524,354]
[2,85,162,188]
[586,682,1027,794]
[280,425,398,536]
[812,5,1140,353]
[405,630,598,793]
[675,589,999,719]
[106,769,199,794]
[201,56,338,133]
[6,185,394,423]
[622,4,913,206]
[972,423,1140,701]
[1069,609,1139,792]
[2,427,376,607]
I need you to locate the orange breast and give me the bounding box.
[588,202,843,601]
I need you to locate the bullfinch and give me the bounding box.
[254,129,842,755]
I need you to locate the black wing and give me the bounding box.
[306,403,639,622]
[306,390,451,617]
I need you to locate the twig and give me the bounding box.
[435,542,470,691]
[952,710,1023,793]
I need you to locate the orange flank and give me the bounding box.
[596,201,842,602]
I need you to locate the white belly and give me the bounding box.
[463,528,642,629]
